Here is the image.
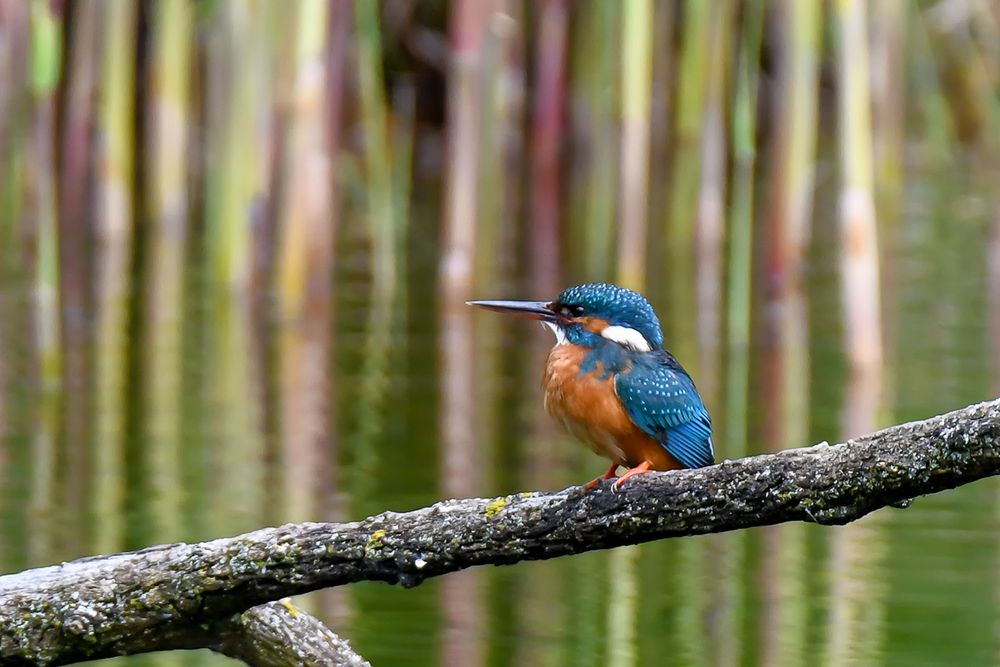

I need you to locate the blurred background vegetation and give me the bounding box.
[1,0,999,665]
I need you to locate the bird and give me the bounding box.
[468,282,714,491]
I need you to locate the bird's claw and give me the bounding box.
[584,463,621,492]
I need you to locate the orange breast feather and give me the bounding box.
[542,345,681,470]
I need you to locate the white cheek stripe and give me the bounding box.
[601,325,652,352]
[542,321,568,346]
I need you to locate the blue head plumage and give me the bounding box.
[554,282,664,349]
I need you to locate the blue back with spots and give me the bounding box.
[614,350,715,468]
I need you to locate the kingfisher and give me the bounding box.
[468,282,714,491]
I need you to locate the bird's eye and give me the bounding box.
[561,304,585,317]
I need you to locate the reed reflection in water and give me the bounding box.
[0,1,999,665]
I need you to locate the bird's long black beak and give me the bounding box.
[466,299,557,321]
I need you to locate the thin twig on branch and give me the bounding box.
[2,398,999,665]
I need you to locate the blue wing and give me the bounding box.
[614,351,715,468]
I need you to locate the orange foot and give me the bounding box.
[585,463,620,491]
[611,461,653,492]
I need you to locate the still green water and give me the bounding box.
[0,162,998,667]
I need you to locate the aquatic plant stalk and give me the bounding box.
[201,3,267,543]
[350,0,402,515]
[664,0,711,370]
[528,0,566,298]
[828,2,888,663]
[694,1,731,405]
[57,0,101,553]
[143,0,194,547]
[609,3,654,658]
[719,3,765,664]
[870,0,906,240]
[759,2,820,664]
[0,2,33,572]
[0,1,29,217]
[869,0,906,410]
[837,0,883,376]
[440,2,494,664]
[315,0,351,522]
[25,0,63,565]
[909,10,952,159]
[575,1,618,279]
[440,0,485,503]
[616,0,652,293]
[473,9,513,488]
[203,1,257,290]
[276,0,333,523]
[92,0,136,555]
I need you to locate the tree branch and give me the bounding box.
[212,600,370,667]
[2,398,999,665]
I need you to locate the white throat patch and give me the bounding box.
[601,325,652,352]
[542,321,569,346]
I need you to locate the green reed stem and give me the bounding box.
[351,0,401,507]
[828,4,888,665]
[608,3,655,659]
[143,0,194,550]
[27,2,61,562]
[29,0,61,390]
[576,1,618,280]
[355,0,395,292]
[204,3,256,290]
[25,0,62,564]
[664,0,711,373]
[276,0,330,321]
[93,0,137,555]
[719,4,764,663]
[273,0,334,529]
[837,0,883,372]
[616,0,652,293]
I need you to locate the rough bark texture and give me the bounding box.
[212,600,370,667]
[1,398,999,665]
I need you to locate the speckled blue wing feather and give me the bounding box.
[614,352,715,469]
